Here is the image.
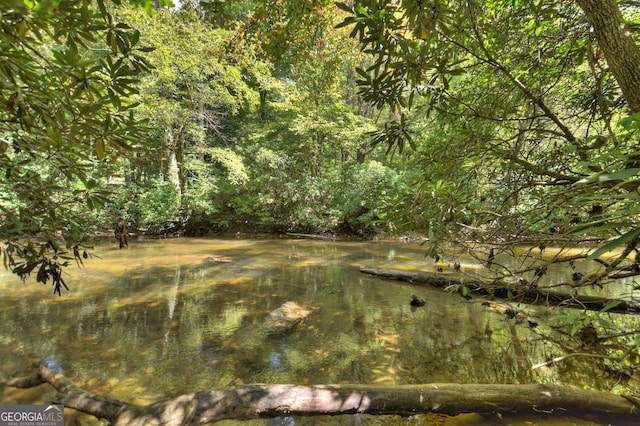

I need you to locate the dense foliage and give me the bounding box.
[1,0,639,286]
[334,0,640,378]
[2,0,640,409]
[0,0,172,294]
[337,0,640,278]
[0,1,400,293]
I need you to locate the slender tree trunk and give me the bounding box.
[168,149,182,203]
[576,0,640,113]
[164,128,182,205]
[174,134,186,198]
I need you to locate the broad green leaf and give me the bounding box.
[620,112,640,130]
[599,168,640,182]
[600,300,621,313]
[587,227,640,261]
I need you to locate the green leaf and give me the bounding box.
[335,17,356,29]
[335,2,354,13]
[354,4,368,15]
[629,334,640,348]
[576,168,640,184]
[587,227,640,260]
[620,112,640,130]
[355,67,370,81]
[600,300,621,313]
[570,322,581,336]
[598,168,640,182]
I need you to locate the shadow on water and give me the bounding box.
[0,236,638,425]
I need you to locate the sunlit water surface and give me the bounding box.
[1,236,638,425]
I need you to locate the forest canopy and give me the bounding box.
[1,0,640,295]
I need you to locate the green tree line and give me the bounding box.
[0,0,399,294]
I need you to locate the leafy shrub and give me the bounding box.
[136,178,181,232]
[333,161,399,234]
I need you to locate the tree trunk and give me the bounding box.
[168,149,182,205]
[359,266,640,314]
[576,0,640,113]
[2,367,639,425]
[164,127,183,206]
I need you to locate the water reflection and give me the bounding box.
[0,236,638,425]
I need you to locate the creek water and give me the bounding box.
[0,236,638,425]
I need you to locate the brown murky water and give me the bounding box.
[0,236,637,425]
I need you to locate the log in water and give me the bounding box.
[359,266,640,314]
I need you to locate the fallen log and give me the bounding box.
[286,232,335,241]
[2,367,639,425]
[359,266,640,314]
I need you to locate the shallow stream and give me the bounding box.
[1,236,638,424]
